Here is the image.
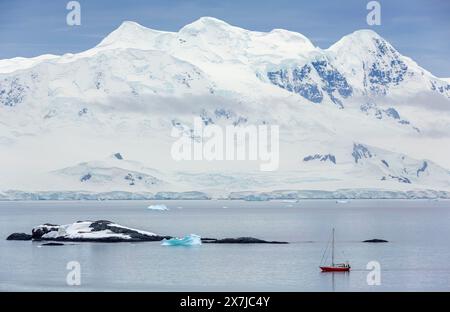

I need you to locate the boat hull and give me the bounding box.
[320,266,350,272]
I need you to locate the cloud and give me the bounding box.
[95,93,243,117]
[389,91,450,112]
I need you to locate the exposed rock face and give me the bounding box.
[31,224,59,240]
[352,144,373,163]
[6,233,32,241]
[113,153,123,160]
[303,154,336,164]
[363,239,388,243]
[267,58,352,108]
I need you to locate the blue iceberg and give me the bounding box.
[147,204,168,211]
[161,234,202,246]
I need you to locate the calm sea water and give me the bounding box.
[0,200,449,291]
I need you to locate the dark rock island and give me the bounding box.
[7,220,287,244]
[202,237,288,244]
[363,239,389,243]
[6,233,32,241]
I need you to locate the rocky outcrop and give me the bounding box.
[8,220,288,244]
[31,224,59,240]
[30,220,170,242]
[202,237,288,244]
[6,233,32,241]
[363,239,388,243]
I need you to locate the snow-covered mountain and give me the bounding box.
[0,17,449,199]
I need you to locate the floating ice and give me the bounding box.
[161,234,202,246]
[336,200,349,204]
[147,204,169,211]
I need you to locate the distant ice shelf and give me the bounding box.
[227,189,450,200]
[0,188,449,201]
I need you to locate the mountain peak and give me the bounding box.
[331,29,384,46]
[118,20,146,30]
[186,16,232,28]
[180,16,237,35]
[349,29,382,39]
[110,20,157,37]
[328,28,392,55]
[97,20,163,48]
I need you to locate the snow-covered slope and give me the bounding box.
[30,220,165,242]
[300,142,450,187]
[0,54,59,74]
[52,153,166,191]
[0,17,449,199]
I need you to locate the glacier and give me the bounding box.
[0,17,449,200]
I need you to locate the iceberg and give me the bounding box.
[147,204,169,211]
[161,234,202,246]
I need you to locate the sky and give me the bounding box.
[0,0,449,77]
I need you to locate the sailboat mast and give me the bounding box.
[331,228,335,266]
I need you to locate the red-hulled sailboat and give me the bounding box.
[319,228,351,272]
